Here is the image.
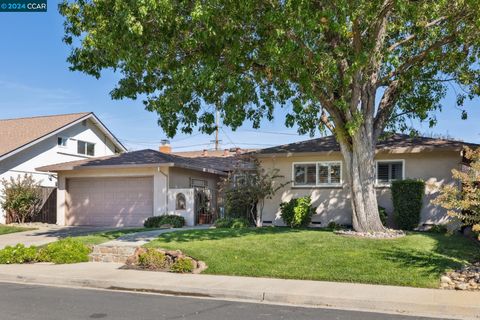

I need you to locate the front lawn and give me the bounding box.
[0,225,35,235]
[146,228,480,288]
[73,228,154,246]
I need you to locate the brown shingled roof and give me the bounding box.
[255,134,480,155]
[36,149,243,175]
[0,112,92,158]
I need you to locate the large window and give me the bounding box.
[77,140,95,156]
[376,160,404,184]
[293,162,342,187]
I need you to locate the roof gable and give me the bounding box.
[0,112,126,161]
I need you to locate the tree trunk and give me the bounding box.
[338,129,385,232]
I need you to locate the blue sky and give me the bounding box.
[1,2,479,151]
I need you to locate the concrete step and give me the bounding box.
[89,245,137,263]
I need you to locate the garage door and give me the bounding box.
[66,176,153,227]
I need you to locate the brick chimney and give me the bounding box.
[223,149,230,157]
[159,139,171,154]
[202,149,208,156]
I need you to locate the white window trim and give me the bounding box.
[375,159,405,187]
[292,161,343,188]
[77,140,96,157]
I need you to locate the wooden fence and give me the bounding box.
[6,187,57,224]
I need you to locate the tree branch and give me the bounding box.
[387,16,449,52]
[373,79,401,141]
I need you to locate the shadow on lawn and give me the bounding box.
[157,227,318,243]
[378,233,480,276]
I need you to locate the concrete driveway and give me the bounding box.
[0,226,116,249]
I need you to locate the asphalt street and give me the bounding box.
[0,282,451,320]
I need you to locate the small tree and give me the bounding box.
[1,174,42,223]
[219,159,288,227]
[433,147,480,232]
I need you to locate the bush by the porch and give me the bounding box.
[214,217,250,229]
[280,196,315,228]
[144,215,185,228]
[392,179,425,230]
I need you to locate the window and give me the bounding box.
[77,140,95,156]
[293,162,342,187]
[376,161,404,184]
[57,137,68,147]
[191,178,208,188]
[176,193,186,210]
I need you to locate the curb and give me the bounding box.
[1,271,479,320]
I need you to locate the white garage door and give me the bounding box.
[66,176,154,227]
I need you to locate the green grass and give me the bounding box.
[146,228,480,288]
[0,225,35,235]
[73,228,154,246]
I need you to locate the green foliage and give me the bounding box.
[138,249,166,269]
[1,174,42,223]
[220,161,287,226]
[428,225,448,234]
[378,206,388,226]
[171,257,194,273]
[433,147,480,231]
[0,244,37,264]
[392,179,425,230]
[327,221,344,230]
[280,196,315,228]
[59,1,480,139]
[37,238,90,264]
[214,217,250,229]
[144,215,185,228]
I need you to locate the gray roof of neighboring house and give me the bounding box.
[255,134,480,155]
[37,149,251,175]
[0,112,126,160]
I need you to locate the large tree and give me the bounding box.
[60,0,480,232]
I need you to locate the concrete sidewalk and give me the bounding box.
[0,263,478,320]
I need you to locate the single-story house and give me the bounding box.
[37,145,245,227]
[254,134,480,227]
[0,112,126,224]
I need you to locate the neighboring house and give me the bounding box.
[0,112,126,224]
[253,134,480,227]
[37,147,239,227]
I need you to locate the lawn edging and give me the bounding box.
[0,262,478,320]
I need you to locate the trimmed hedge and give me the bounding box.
[144,215,185,228]
[280,196,315,228]
[392,179,425,230]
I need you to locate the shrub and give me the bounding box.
[1,174,42,223]
[171,257,194,273]
[214,218,233,228]
[144,215,185,228]
[327,221,343,230]
[138,248,166,269]
[280,196,315,228]
[37,238,90,264]
[0,244,37,264]
[214,217,250,229]
[428,224,448,234]
[378,206,388,226]
[230,218,250,229]
[392,179,425,230]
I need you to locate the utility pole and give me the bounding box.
[214,108,220,151]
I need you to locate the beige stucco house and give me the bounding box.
[254,134,479,228]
